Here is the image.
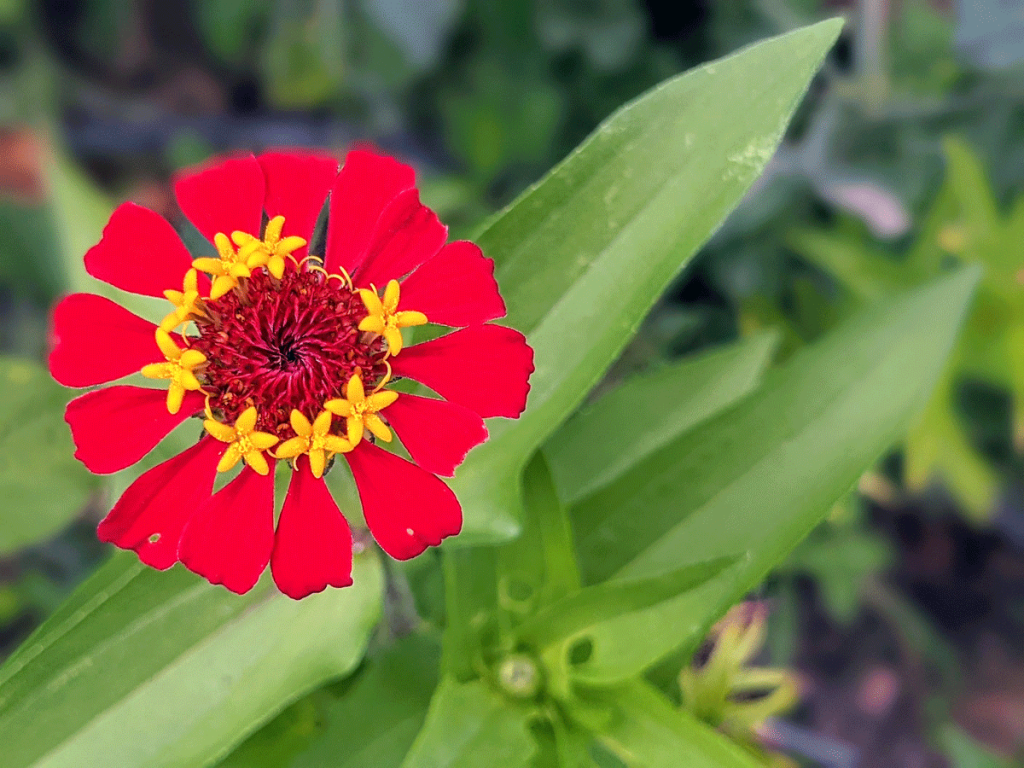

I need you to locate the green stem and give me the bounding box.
[440,549,477,681]
[526,453,581,604]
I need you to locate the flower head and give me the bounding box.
[50,149,534,599]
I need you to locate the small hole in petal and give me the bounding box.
[148,533,161,544]
[406,528,415,536]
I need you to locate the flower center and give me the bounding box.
[189,268,390,441]
[145,214,431,477]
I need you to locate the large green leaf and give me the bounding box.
[515,555,739,649]
[0,357,96,555]
[567,267,979,684]
[400,678,536,768]
[593,681,761,768]
[786,139,1010,518]
[544,333,777,504]
[450,20,843,541]
[0,551,383,768]
[291,634,441,768]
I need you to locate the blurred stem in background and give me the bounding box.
[857,0,890,113]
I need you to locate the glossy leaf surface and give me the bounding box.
[0,551,383,768]
[545,333,777,503]
[569,268,979,683]
[451,20,844,540]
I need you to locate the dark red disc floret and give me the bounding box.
[190,268,389,439]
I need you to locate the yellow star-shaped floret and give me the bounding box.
[325,375,398,446]
[160,268,204,332]
[275,409,354,478]
[234,215,307,280]
[358,279,428,356]
[193,233,252,300]
[141,330,207,414]
[204,406,279,475]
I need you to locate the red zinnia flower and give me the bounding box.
[48,149,534,599]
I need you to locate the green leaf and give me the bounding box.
[1007,322,1024,452]
[783,522,891,624]
[45,149,111,294]
[215,694,328,768]
[0,357,96,555]
[515,555,740,649]
[261,0,347,109]
[495,454,581,615]
[786,225,912,300]
[291,633,441,768]
[787,138,1012,518]
[905,161,959,277]
[568,267,979,684]
[193,0,270,67]
[935,725,1011,768]
[442,61,564,180]
[0,551,383,768]
[544,333,778,504]
[45,150,166,323]
[400,678,536,768]
[449,19,844,541]
[593,681,761,768]
[942,137,1000,242]
[0,201,64,302]
[904,370,997,518]
[443,455,579,681]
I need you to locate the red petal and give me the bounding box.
[346,442,461,560]
[390,325,534,418]
[173,154,265,244]
[49,294,163,387]
[324,149,416,276]
[353,189,448,288]
[271,458,353,599]
[178,465,276,594]
[386,394,487,476]
[66,386,204,474]
[84,202,195,298]
[258,151,338,259]
[97,436,223,570]
[399,241,506,326]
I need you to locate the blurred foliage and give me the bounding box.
[782,137,1024,519]
[680,605,799,765]
[775,493,893,626]
[937,725,1023,768]
[0,356,95,555]
[0,0,1022,765]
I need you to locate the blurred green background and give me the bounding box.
[2,1,1024,766]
